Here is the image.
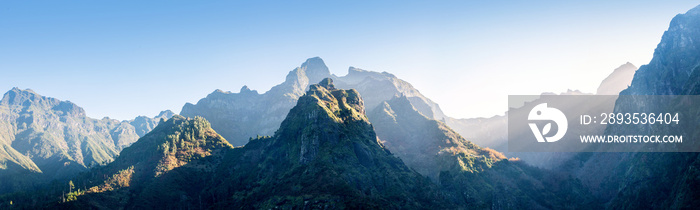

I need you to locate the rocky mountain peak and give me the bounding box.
[130,110,176,137]
[300,57,331,82]
[597,62,638,95]
[301,78,366,125]
[347,66,367,74]
[2,88,43,105]
[317,77,335,90]
[156,110,175,119]
[281,57,331,88]
[274,79,373,165]
[622,62,635,68]
[625,5,700,95]
[237,85,259,96]
[117,115,231,176]
[1,88,86,117]
[238,85,250,92]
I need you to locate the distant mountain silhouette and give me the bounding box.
[181,58,447,148]
[597,62,638,95]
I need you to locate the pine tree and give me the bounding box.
[69,180,75,194]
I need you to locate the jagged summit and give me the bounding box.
[130,110,176,137]
[239,85,259,95]
[3,87,43,104]
[317,77,335,90]
[280,78,368,134]
[59,80,443,209]
[182,57,447,146]
[221,79,443,208]
[369,94,505,179]
[181,58,333,146]
[296,57,331,86]
[683,4,700,16]
[117,115,231,174]
[1,87,86,117]
[342,66,395,82]
[212,89,230,94]
[348,66,364,72]
[347,66,372,75]
[156,110,175,119]
[0,87,168,194]
[265,57,333,99]
[63,115,232,205]
[301,57,330,78]
[625,5,700,95]
[240,85,250,92]
[333,67,446,120]
[8,87,35,94]
[597,62,638,95]
[273,78,374,165]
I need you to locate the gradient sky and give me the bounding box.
[1,1,699,120]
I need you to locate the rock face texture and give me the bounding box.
[42,80,595,209]
[180,57,332,146]
[129,110,174,137]
[567,5,700,208]
[181,57,446,147]
[624,5,700,96]
[0,88,172,193]
[55,80,445,209]
[333,67,446,121]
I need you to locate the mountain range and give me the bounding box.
[0,88,173,194]
[0,3,699,209]
[0,79,595,209]
[181,57,446,147]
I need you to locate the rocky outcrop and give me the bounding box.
[334,67,446,120]
[571,5,700,208]
[597,62,638,95]
[180,57,332,146]
[129,110,175,137]
[55,79,444,209]
[181,58,449,147]
[0,88,172,194]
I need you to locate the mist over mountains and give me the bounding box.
[2,79,594,209]
[0,57,638,208]
[1,3,700,209]
[443,62,638,169]
[571,5,700,207]
[181,57,446,147]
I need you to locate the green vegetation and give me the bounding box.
[0,88,171,195]
[0,79,599,208]
[369,95,599,208]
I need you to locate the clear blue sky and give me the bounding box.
[1,1,698,120]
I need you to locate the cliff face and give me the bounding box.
[570,5,700,208]
[0,88,172,194]
[624,5,700,96]
[5,79,599,209]
[58,79,444,209]
[180,57,333,147]
[0,88,130,191]
[181,57,448,148]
